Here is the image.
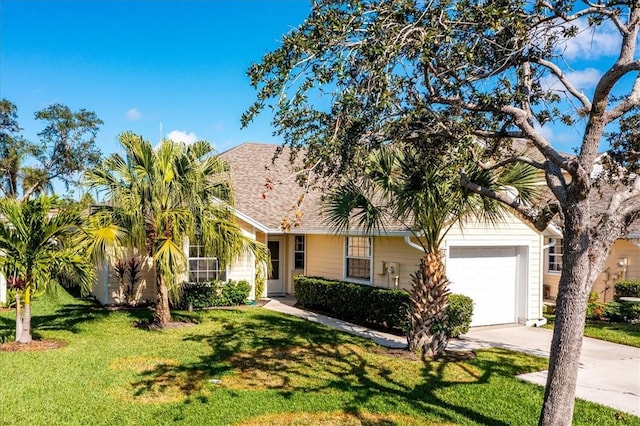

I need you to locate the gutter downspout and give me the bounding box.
[404,235,424,252]
[542,239,556,250]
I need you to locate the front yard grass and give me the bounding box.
[1,293,638,425]
[544,315,640,348]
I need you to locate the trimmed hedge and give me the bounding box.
[177,279,251,309]
[294,276,474,336]
[294,276,409,331]
[614,280,640,300]
[447,294,474,337]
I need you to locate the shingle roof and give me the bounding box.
[220,142,639,237]
[219,143,328,232]
[589,181,640,236]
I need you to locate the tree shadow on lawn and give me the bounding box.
[0,298,127,341]
[128,310,520,425]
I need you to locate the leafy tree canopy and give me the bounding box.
[245,1,639,424]
[0,99,103,200]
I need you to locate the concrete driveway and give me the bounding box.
[460,326,640,416]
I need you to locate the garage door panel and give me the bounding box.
[447,247,517,327]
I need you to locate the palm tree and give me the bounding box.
[85,132,269,327]
[0,196,95,343]
[325,144,539,358]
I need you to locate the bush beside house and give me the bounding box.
[294,276,473,337]
[586,280,640,323]
[176,280,251,309]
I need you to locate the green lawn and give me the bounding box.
[544,315,640,348]
[1,293,638,426]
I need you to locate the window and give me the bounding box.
[188,242,226,282]
[294,235,305,270]
[268,241,280,279]
[547,238,563,273]
[345,237,371,282]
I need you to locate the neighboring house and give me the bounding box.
[219,143,546,327]
[542,184,640,303]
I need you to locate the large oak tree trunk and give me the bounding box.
[407,252,450,358]
[539,203,614,425]
[153,265,172,326]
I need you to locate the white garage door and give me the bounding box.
[447,246,517,326]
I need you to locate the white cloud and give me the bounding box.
[541,67,601,92]
[126,108,142,121]
[167,130,199,144]
[213,121,225,131]
[557,19,620,60]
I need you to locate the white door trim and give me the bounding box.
[267,237,285,295]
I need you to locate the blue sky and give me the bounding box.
[0,0,311,155]
[1,0,637,160]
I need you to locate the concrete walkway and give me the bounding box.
[263,297,640,416]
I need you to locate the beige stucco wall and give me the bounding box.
[544,239,640,303]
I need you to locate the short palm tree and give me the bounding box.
[0,196,95,343]
[85,132,269,326]
[325,144,539,358]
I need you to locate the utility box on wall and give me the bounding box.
[385,262,399,276]
[376,261,400,276]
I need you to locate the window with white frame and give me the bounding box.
[188,242,226,282]
[547,238,563,273]
[345,237,372,282]
[294,235,305,270]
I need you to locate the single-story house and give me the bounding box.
[217,143,546,327]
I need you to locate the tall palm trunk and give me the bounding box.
[153,262,172,326]
[407,251,450,358]
[17,285,32,343]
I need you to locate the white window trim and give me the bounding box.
[546,237,563,275]
[293,235,306,271]
[187,240,228,283]
[344,236,373,285]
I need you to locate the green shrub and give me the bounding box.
[614,280,640,300]
[446,294,474,337]
[586,291,605,320]
[178,279,251,309]
[1,288,19,308]
[254,263,266,300]
[295,276,409,331]
[294,276,474,335]
[600,300,640,323]
[620,301,640,322]
[224,280,252,305]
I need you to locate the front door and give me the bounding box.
[267,239,284,295]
